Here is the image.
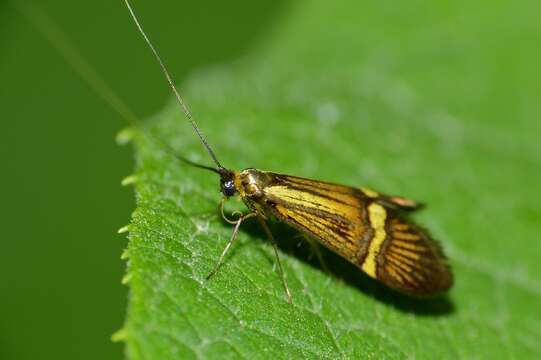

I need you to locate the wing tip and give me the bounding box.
[376,215,454,297]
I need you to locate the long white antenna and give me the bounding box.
[124,0,225,171]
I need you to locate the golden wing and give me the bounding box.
[258,173,453,296]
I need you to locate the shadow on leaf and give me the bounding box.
[220,214,455,317]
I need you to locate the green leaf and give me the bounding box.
[121,1,541,358]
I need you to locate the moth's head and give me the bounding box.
[219,168,238,198]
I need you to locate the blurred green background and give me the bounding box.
[3,0,541,359]
[0,1,284,359]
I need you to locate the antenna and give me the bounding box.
[124,0,225,171]
[12,0,220,174]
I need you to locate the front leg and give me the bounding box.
[206,211,256,280]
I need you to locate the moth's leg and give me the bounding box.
[257,217,292,303]
[302,235,331,275]
[206,212,256,280]
[220,197,244,224]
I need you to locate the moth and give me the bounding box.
[19,0,450,302]
[122,0,453,301]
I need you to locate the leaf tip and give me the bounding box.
[121,272,132,285]
[116,128,135,146]
[117,225,130,234]
[121,175,138,187]
[111,328,128,343]
[120,248,130,260]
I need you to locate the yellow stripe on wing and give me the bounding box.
[361,203,387,278]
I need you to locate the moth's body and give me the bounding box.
[226,169,452,296]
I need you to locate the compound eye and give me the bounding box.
[222,180,236,197]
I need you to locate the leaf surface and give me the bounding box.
[122,1,541,358]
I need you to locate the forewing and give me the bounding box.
[261,174,371,263]
[259,173,452,296]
